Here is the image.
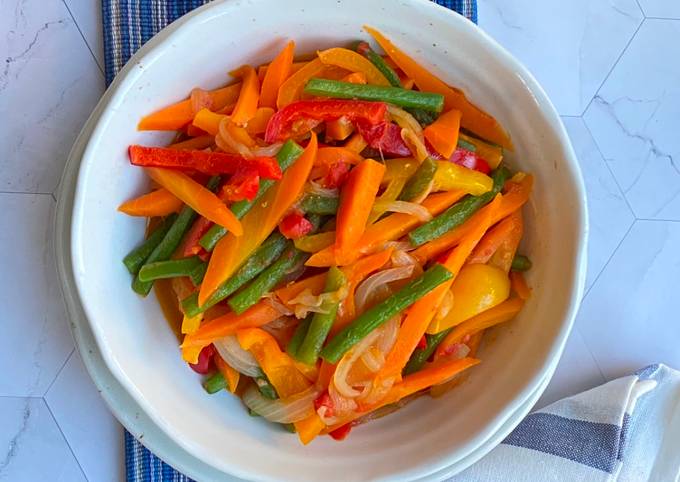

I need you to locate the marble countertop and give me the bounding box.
[2,1,678,480]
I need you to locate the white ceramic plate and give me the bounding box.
[56,92,555,482]
[63,0,587,480]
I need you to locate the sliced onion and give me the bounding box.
[305,181,339,198]
[333,330,382,398]
[377,315,400,355]
[218,117,253,158]
[213,335,262,377]
[190,88,213,114]
[436,289,454,322]
[401,128,429,162]
[387,105,423,141]
[287,285,348,319]
[251,142,282,157]
[356,375,395,405]
[383,241,415,253]
[390,249,418,267]
[242,385,319,423]
[263,293,293,316]
[381,200,432,222]
[355,266,414,314]
[361,347,385,373]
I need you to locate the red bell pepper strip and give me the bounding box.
[219,168,260,202]
[329,423,352,441]
[320,161,351,188]
[265,100,387,143]
[450,147,491,174]
[128,145,281,180]
[279,211,314,239]
[189,344,215,374]
[179,216,213,257]
[356,120,411,157]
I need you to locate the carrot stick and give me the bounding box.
[167,135,214,151]
[118,188,182,217]
[468,210,523,265]
[510,272,531,300]
[296,413,326,445]
[315,147,364,166]
[378,195,502,380]
[245,107,275,135]
[423,109,462,158]
[260,40,295,108]
[199,135,317,305]
[258,61,307,82]
[364,26,512,149]
[412,175,533,264]
[138,83,241,131]
[305,190,465,267]
[230,66,260,126]
[215,356,240,393]
[343,132,368,153]
[145,168,242,234]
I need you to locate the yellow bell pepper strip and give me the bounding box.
[334,159,386,264]
[369,158,420,223]
[510,271,532,300]
[230,65,260,126]
[428,263,510,333]
[343,132,368,153]
[423,109,462,158]
[138,83,241,131]
[432,161,493,196]
[412,175,533,264]
[305,190,466,267]
[245,107,275,135]
[168,135,214,151]
[364,26,513,150]
[327,357,480,431]
[277,58,327,109]
[459,132,503,169]
[260,40,295,108]
[315,147,364,166]
[181,300,281,363]
[145,168,243,235]
[215,355,241,393]
[199,135,317,305]
[381,158,420,184]
[118,188,183,217]
[275,272,328,306]
[468,210,523,266]
[435,298,524,359]
[181,312,203,335]
[377,195,501,381]
[317,47,390,86]
[294,231,336,253]
[192,108,225,136]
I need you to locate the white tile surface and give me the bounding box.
[478,0,642,116]
[584,19,680,221]
[576,220,680,380]
[0,0,104,194]
[46,352,124,482]
[3,1,680,480]
[0,397,86,481]
[0,194,74,397]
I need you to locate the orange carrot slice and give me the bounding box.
[230,66,260,126]
[118,188,182,217]
[260,41,295,108]
[423,109,462,158]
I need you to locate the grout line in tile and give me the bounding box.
[632,0,644,17]
[0,396,44,400]
[42,398,91,482]
[0,190,54,196]
[580,19,645,117]
[51,193,57,203]
[635,218,680,223]
[572,325,609,382]
[644,16,680,21]
[61,0,105,75]
[43,348,75,397]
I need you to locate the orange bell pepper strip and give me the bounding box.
[245,107,275,135]
[468,210,523,265]
[296,413,326,445]
[412,175,534,264]
[275,272,328,306]
[145,168,242,234]
[192,108,226,136]
[327,357,480,431]
[364,26,512,150]
[334,159,386,264]
[341,72,367,84]
[118,188,182,217]
[344,132,368,153]
[435,298,524,359]
[315,147,363,166]
[185,124,209,137]
[180,300,281,362]
[423,109,462,159]
[258,61,307,82]
[199,134,317,305]
[318,48,390,86]
[377,195,502,381]
[167,135,214,151]
[259,40,295,108]
[325,116,356,141]
[277,58,326,108]
[510,272,531,300]
[237,328,312,397]
[230,66,260,126]
[138,83,241,131]
[489,211,524,273]
[306,190,465,267]
[215,355,241,393]
[459,132,503,169]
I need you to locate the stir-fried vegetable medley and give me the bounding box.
[119,27,534,444]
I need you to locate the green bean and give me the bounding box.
[300,195,339,215]
[355,41,403,88]
[296,267,347,365]
[511,254,532,272]
[321,264,454,363]
[304,78,444,113]
[137,256,202,282]
[255,377,278,399]
[203,372,228,394]
[407,108,438,126]
[123,214,177,275]
[399,157,438,202]
[457,138,477,152]
[199,140,304,251]
[132,175,221,296]
[402,328,452,375]
[189,262,208,286]
[408,167,510,247]
[228,246,308,315]
[181,232,288,317]
[282,423,296,433]
[287,316,313,358]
